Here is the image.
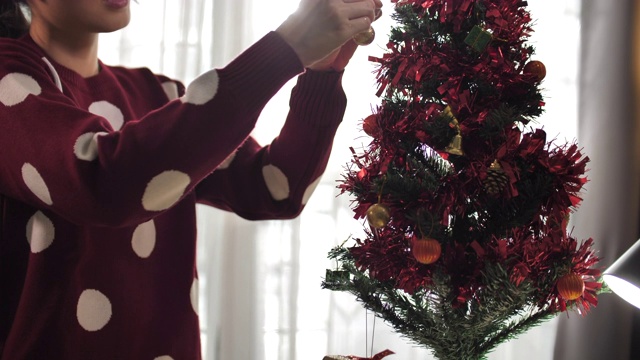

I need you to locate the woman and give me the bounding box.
[0,0,382,358]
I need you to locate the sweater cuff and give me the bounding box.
[217,31,305,113]
[289,69,347,128]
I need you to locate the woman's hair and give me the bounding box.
[0,0,29,39]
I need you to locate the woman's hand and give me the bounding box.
[276,0,383,71]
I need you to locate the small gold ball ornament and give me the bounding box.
[556,273,585,301]
[366,203,391,229]
[353,27,375,46]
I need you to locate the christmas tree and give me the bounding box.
[323,1,604,359]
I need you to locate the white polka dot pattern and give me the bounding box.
[26,211,55,253]
[142,170,191,212]
[262,165,290,201]
[217,151,236,170]
[161,81,179,101]
[131,220,156,258]
[21,163,53,206]
[190,278,199,316]
[181,70,219,105]
[88,101,124,131]
[74,132,107,161]
[302,176,323,205]
[77,289,112,331]
[0,72,41,106]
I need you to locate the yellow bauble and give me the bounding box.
[412,237,442,265]
[557,273,585,301]
[366,203,391,229]
[353,27,375,46]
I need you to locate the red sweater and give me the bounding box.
[0,32,346,359]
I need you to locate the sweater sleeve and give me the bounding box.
[0,32,304,228]
[194,70,347,220]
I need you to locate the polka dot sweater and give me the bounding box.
[0,32,347,359]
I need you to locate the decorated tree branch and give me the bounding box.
[323,1,604,359]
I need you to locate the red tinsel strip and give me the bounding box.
[374,0,534,118]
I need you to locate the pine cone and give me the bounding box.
[484,160,509,195]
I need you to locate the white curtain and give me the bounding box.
[553,1,640,359]
[99,1,582,359]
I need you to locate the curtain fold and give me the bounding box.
[553,1,640,359]
[198,210,263,360]
[193,1,257,359]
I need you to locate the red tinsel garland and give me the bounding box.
[340,0,601,314]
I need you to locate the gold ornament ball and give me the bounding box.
[523,60,547,82]
[353,27,375,46]
[366,203,391,229]
[557,273,585,301]
[412,237,442,265]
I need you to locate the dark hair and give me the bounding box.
[0,0,29,39]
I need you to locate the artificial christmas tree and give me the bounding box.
[323,1,604,359]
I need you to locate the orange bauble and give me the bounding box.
[556,273,585,301]
[412,237,442,265]
[523,60,546,82]
[362,114,380,138]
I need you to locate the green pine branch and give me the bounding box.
[323,245,561,360]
